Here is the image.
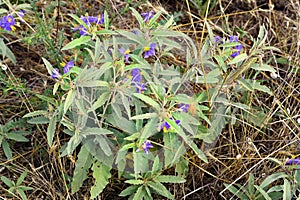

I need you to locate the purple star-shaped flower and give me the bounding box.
[229,35,239,43]
[80,14,104,26]
[0,15,16,31]
[141,11,154,22]
[142,140,153,154]
[214,36,221,43]
[63,60,74,74]
[160,118,181,132]
[144,43,156,58]
[73,25,88,36]
[131,68,147,93]
[286,158,300,165]
[17,10,26,19]
[119,48,130,63]
[178,103,190,112]
[51,68,61,79]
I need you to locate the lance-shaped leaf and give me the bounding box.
[90,162,112,199]
[71,146,93,193]
[62,36,91,51]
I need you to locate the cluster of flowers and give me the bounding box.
[138,103,190,154]
[51,60,74,79]
[214,35,243,58]
[73,14,104,36]
[285,158,300,166]
[0,10,25,31]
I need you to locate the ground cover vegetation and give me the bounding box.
[0,0,299,199]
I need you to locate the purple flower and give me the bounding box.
[80,14,104,26]
[142,140,153,154]
[214,36,221,43]
[0,15,16,31]
[62,60,74,74]
[141,11,154,22]
[286,158,300,165]
[131,68,147,93]
[178,103,190,112]
[51,68,61,79]
[17,10,26,18]
[74,14,104,35]
[132,68,142,82]
[229,35,239,43]
[144,43,156,58]
[229,36,243,58]
[119,48,130,63]
[135,83,147,93]
[73,25,88,36]
[160,118,181,132]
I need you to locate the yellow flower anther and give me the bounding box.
[124,49,130,54]
[60,62,66,67]
[144,46,150,51]
[11,26,16,32]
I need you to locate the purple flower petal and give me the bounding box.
[51,68,60,79]
[63,60,74,74]
[141,11,154,22]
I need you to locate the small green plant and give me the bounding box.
[0,119,30,160]
[225,163,300,200]
[1,171,33,200]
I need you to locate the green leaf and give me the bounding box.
[61,36,91,50]
[283,179,292,200]
[1,176,14,187]
[139,117,158,146]
[133,186,146,200]
[188,142,208,163]
[17,189,27,200]
[163,132,185,168]
[247,173,255,195]
[151,156,161,175]
[294,170,300,184]
[130,7,144,28]
[156,175,186,183]
[78,80,109,88]
[0,39,16,64]
[35,94,57,105]
[71,146,93,193]
[253,82,273,95]
[64,89,75,114]
[175,158,189,178]
[23,110,48,118]
[251,63,276,73]
[130,113,158,120]
[133,93,160,111]
[224,183,249,200]
[95,135,112,156]
[16,171,27,186]
[228,53,248,65]
[47,115,56,146]
[27,116,49,124]
[254,185,271,200]
[119,185,139,197]
[260,172,288,189]
[89,92,110,112]
[42,57,54,76]
[147,181,174,199]
[90,162,111,199]
[5,133,29,142]
[125,179,144,185]
[2,140,12,159]
[148,11,162,27]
